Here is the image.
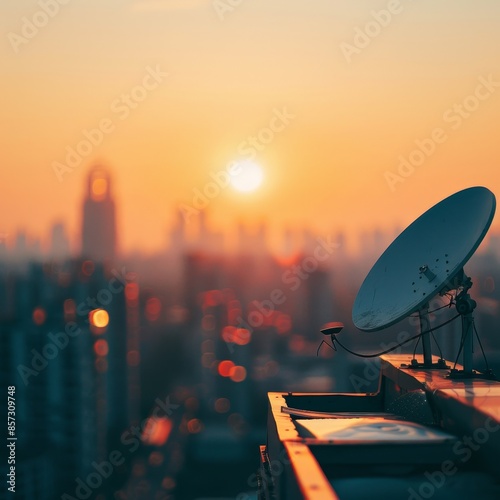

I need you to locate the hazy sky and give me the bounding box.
[2,0,500,253]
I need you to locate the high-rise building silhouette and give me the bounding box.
[50,221,70,260]
[81,166,117,261]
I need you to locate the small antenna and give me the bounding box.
[316,322,343,356]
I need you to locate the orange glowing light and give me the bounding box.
[222,326,251,345]
[187,418,203,434]
[81,260,95,276]
[125,283,139,303]
[274,253,301,267]
[228,308,242,324]
[218,360,235,377]
[142,417,173,446]
[94,339,109,357]
[63,299,76,320]
[89,308,109,328]
[91,178,108,201]
[145,297,162,322]
[32,307,46,325]
[274,313,292,334]
[203,290,224,308]
[234,328,251,345]
[229,365,247,383]
[221,325,236,343]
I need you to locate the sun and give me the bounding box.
[230,161,264,193]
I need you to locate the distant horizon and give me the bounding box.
[2,204,499,260]
[3,1,500,254]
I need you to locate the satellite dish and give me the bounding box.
[352,186,496,375]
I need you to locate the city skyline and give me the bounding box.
[2,162,500,261]
[3,1,500,254]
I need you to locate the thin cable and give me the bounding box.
[429,302,455,314]
[332,314,461,359]
[473,319,490,371]
[412,336,420,358]
[409,295,455,317]
[453,316,466,370]
[431,330,444,359]
[411,328,443,360]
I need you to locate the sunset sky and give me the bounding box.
[2,0,500,254]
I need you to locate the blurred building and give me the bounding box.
[50,222,71,260]
[81,166,117,261]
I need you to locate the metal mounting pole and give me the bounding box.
[418,305,433,367]
[462,312,474,375]
[449,274,480,378]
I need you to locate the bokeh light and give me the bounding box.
[89,309,109,328]
[218,360,235,377]
[81,260,95,276]
[187,418,203,434]
[91,177,108,201]
[145,297,162,322]
[94,339,109,357]
[215,398,231,413]
[229,365,247,383]
[32,307,46,326]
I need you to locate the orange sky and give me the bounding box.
[2,0,500,254]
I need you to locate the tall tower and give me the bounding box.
[81,166,116,261]
[50,222,70,260]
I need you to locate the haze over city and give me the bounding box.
[2,1,500,499]
[3,0,500,254]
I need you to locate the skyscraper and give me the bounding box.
[50,222,70,260]
[81,166,117,261]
